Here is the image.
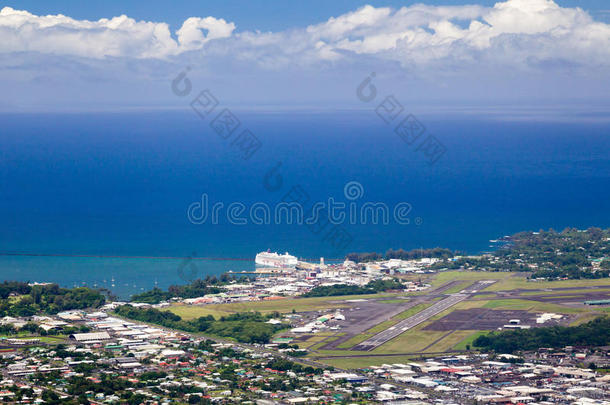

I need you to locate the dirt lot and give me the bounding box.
[423,308,573,331]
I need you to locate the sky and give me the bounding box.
[1,0,609,111]
[3,0,610,30]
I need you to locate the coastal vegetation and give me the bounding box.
[473,316,610,353]
[497,228,610,279]
[114,305,287,344]
[131,275,252,304]
[0,281,105,316]
[347,228,610,280]
[428,228,610,280]
[346,248,454,263]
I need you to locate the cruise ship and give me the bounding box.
[255,251,298,268]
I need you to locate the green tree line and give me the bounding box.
[114,305,286,344]
[302,278,405,297]
[474,316,610,353]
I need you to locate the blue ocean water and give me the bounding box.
[1,110,609,298]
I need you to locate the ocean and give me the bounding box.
[1,109,609,298]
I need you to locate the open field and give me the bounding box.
[421,270,610,293]
[486,277,610,292]
[0,335,66,343]
[163,270,610,370]
[443,281,472,294]
[166,272,610,320]
[334,303,433,349]
[481,299,590,313]
[424,271,513,288]
[452,330,488,350]
[354,293,471,351]
[292,332,338,349]
[370,323,449,354]
[519,287,610,296]
[427,330,477,352]
[166,292,399,319]
[305,273,609,367]
[317,355,420,369]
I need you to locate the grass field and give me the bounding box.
[166,293,398,319]
[294,332,337,349]
[0,335,66,343]
[303,271,610,369]
[453,330,488,350]
[334,303,433,349]
[369,321,447,354]
[519,288,610,296]
[422,270,610,293]
[426,271,514,288]
[326,296,600,359]
[569,313,605,326]
[427,330,477,352]
[487,277,610,292]
[472,293,497,299]
[444,281,474,294]
[482,299,588,313]
[167,271,610,321]
[164,270,610,371]
[316,355,420,369]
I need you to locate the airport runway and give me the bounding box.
[353,280,496,351]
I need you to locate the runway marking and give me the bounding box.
[352,280,496,351]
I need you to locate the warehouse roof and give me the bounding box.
[69,332,111,341]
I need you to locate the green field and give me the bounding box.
[166,293,398,319]
[312,296,603,364]
[519,287,610,296]
[371,324,448,354]
[486,277,610,292]
[164,270,610,370]
[452,331,488,350]
[334,303,433,349]
[482,299,588,313]
[0,335,66,344]
[317,355,419,369]
[426,270,514,288]
[421,270,610,293]
[444,281,474,294]
[307,272,610,368]
[167,272,610,321]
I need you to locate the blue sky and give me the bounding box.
[1,0,609,111]
[3,0,609,30]
[3,0,610,31]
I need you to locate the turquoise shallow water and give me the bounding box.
[1,255,254,299]
[1,110,609,298]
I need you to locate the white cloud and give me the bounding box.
[0,0,609,110]
[295,0,608,70]
[0,0,608,67]
[0,6,234,58]
[176,17,235,52]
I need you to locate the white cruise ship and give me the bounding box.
[255,251,298,268]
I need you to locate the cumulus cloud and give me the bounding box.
[0,0,609,110]
[176,17,235,52]
[0,0,608,67]
[0,6,234,58]
[297,0,609,70]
